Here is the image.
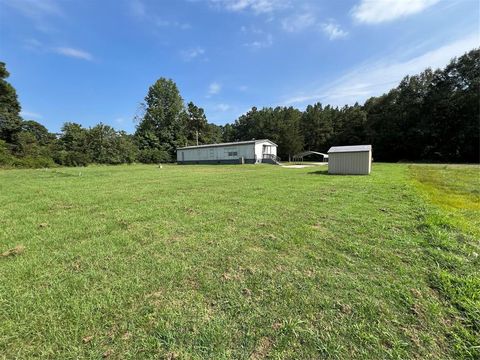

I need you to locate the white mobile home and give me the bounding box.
[177,139,279,165]
[328,145,372,175]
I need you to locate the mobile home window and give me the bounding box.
[227,151,237,156]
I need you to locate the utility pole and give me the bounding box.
[190,110,199,146]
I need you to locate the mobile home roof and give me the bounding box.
[328,145,372,153]
[177,139,277,150]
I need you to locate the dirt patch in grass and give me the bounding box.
[1,245,25,257]
[250,337,272,359]
[82,335,94,344]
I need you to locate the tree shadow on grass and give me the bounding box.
[50,171,80,177]
[307,170,329,175]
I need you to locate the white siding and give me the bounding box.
[254,141,277,160]
[177,143,255,162]
[254,142,263,161]
[328,151,371,175]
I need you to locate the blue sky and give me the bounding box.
[0,0,478,133]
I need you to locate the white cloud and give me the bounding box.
[208,82,222,96]
[281,13,316,33]
[244,34,273,49]
[181,47,206,61]
[1,0,63,19]
[210,0,290,14]
[321,22,348,40]
[23,38,44,52]
[23,40,94,61]
[281,13,347,40]
[154,18,191,29]
[179,23,192,30]
[1,0,63,32]
[284,33,478,106]
[54,47,93,61]
[352,0,440,24]
[155,18,170,27]
[130,0,146,18]
[215,103,231,111]
[240,25,264,34]
[130,0,191,30]
[241,25,272,49]
[20,110,42,119]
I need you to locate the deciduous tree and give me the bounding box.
[135,78,185,160]
[0,62,22,145]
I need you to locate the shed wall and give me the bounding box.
[328,151,371,175]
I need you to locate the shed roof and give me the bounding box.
[328,145,372,153]
[177,139,277,150]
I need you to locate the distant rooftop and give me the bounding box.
[177,139,277,150]
[328,145,372,153]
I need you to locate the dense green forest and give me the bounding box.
[0,48,478,167]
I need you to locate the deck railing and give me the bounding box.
[262,153,281,164]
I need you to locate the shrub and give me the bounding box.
[0,140,15,166]
[137,148,171,163]
[53,150,90,167]
[11,155,56,168]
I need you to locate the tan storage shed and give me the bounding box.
[327,145,372,175]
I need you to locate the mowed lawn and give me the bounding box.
[0,163,478,359]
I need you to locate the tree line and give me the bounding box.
[225,48,479,162]
[0,65,222,167]
[0,48,478,167]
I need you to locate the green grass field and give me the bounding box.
[0,163,478,359]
